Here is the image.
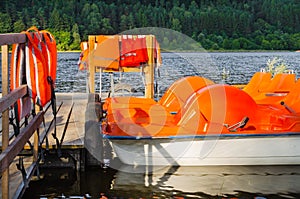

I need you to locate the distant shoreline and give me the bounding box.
[57,49,295,53]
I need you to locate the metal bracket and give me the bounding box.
[16,157,27,183]
[225,116,249,132]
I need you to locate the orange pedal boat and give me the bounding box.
[101,74,300,166]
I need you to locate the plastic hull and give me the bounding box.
[106,135,300,166]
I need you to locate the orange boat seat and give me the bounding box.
[104,76,214,116]
[262,78,300,113]
[158,76,214,113]
[260,73,296,93]
[249,73,296,102]
[176,84,257,134]
[243,72,272,96]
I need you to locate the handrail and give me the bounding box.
[0,111,44,173]
[0,33,27,45]
[0,85,27,113]
[0,32,45,199]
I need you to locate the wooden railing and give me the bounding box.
[0,33,44,199]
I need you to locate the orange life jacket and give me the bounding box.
[9,42,31,120]
[120,35,149,67]
[78,42,89,70]
[41,30,57,84]
[10,26,57,120]
[94,35,120,70]
[79,35,162,70]
[25,29,51,107]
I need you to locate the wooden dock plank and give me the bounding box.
[0,93,90,199]
[1,92,91,149]
[0,157,33,199]
[47,93,88,148]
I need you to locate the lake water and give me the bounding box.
[52,52,300,96]
[3,51,299,93]
[23,165,300,198]
[3,51,300,198]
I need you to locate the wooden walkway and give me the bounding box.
[40,93,88,148]
[0,31,103,199]
[0,93,88,147]
[0,93,89,199]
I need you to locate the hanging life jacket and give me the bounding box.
[10,26,57,120]
[120,35,149,67]
[10,42,32,121]
[78,42,89,70]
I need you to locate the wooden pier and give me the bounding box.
[0,32,159,199]
[0,33,100,199]
[0,91,95,199]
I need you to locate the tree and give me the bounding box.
[101,18,114,34]
[232,39,240,49]
[70,23,81,50]
[49,8,62,31]
[13,19,26,32]
[171,18,182,32]
[0,0,299,50]
[37,8,46,29]
[222,38,232,49]
[87,3,102,34]
[119,15,128,31]
[0,12,12,33]
[55,31,71,51]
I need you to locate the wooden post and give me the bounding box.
[33,111,39,163]
[33,103,40,163]
[1,45,10,199]
[145,35,155,99]
[88,36,96,93]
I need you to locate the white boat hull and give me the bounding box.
[106,135,300,166]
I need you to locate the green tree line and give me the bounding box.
[1,0,300,51]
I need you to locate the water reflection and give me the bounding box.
[23,164,300,198]
[113,165,300,198]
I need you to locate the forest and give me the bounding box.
[0,0,300,51]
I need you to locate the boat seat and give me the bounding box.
[103,83,300,137]
[158,76,214,114]
[275,79,300,113]
[176,84,257,133]
[243,72,272,96]
[250,73,296,102]
[104,76,214,117]
[260,73,296,93]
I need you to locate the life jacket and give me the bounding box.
[10,42,31,121]
[154,38,162,66]
[41,30,57,84]
[78,42,89,70]
[25,29,51,107]
[10,26,57,120]
[78,35,161,70]
[94,35,120,70]
[120,35,149,67]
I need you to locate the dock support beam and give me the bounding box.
[145,35,155,99]
[2,44,10,199]
[88,36,96,93]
